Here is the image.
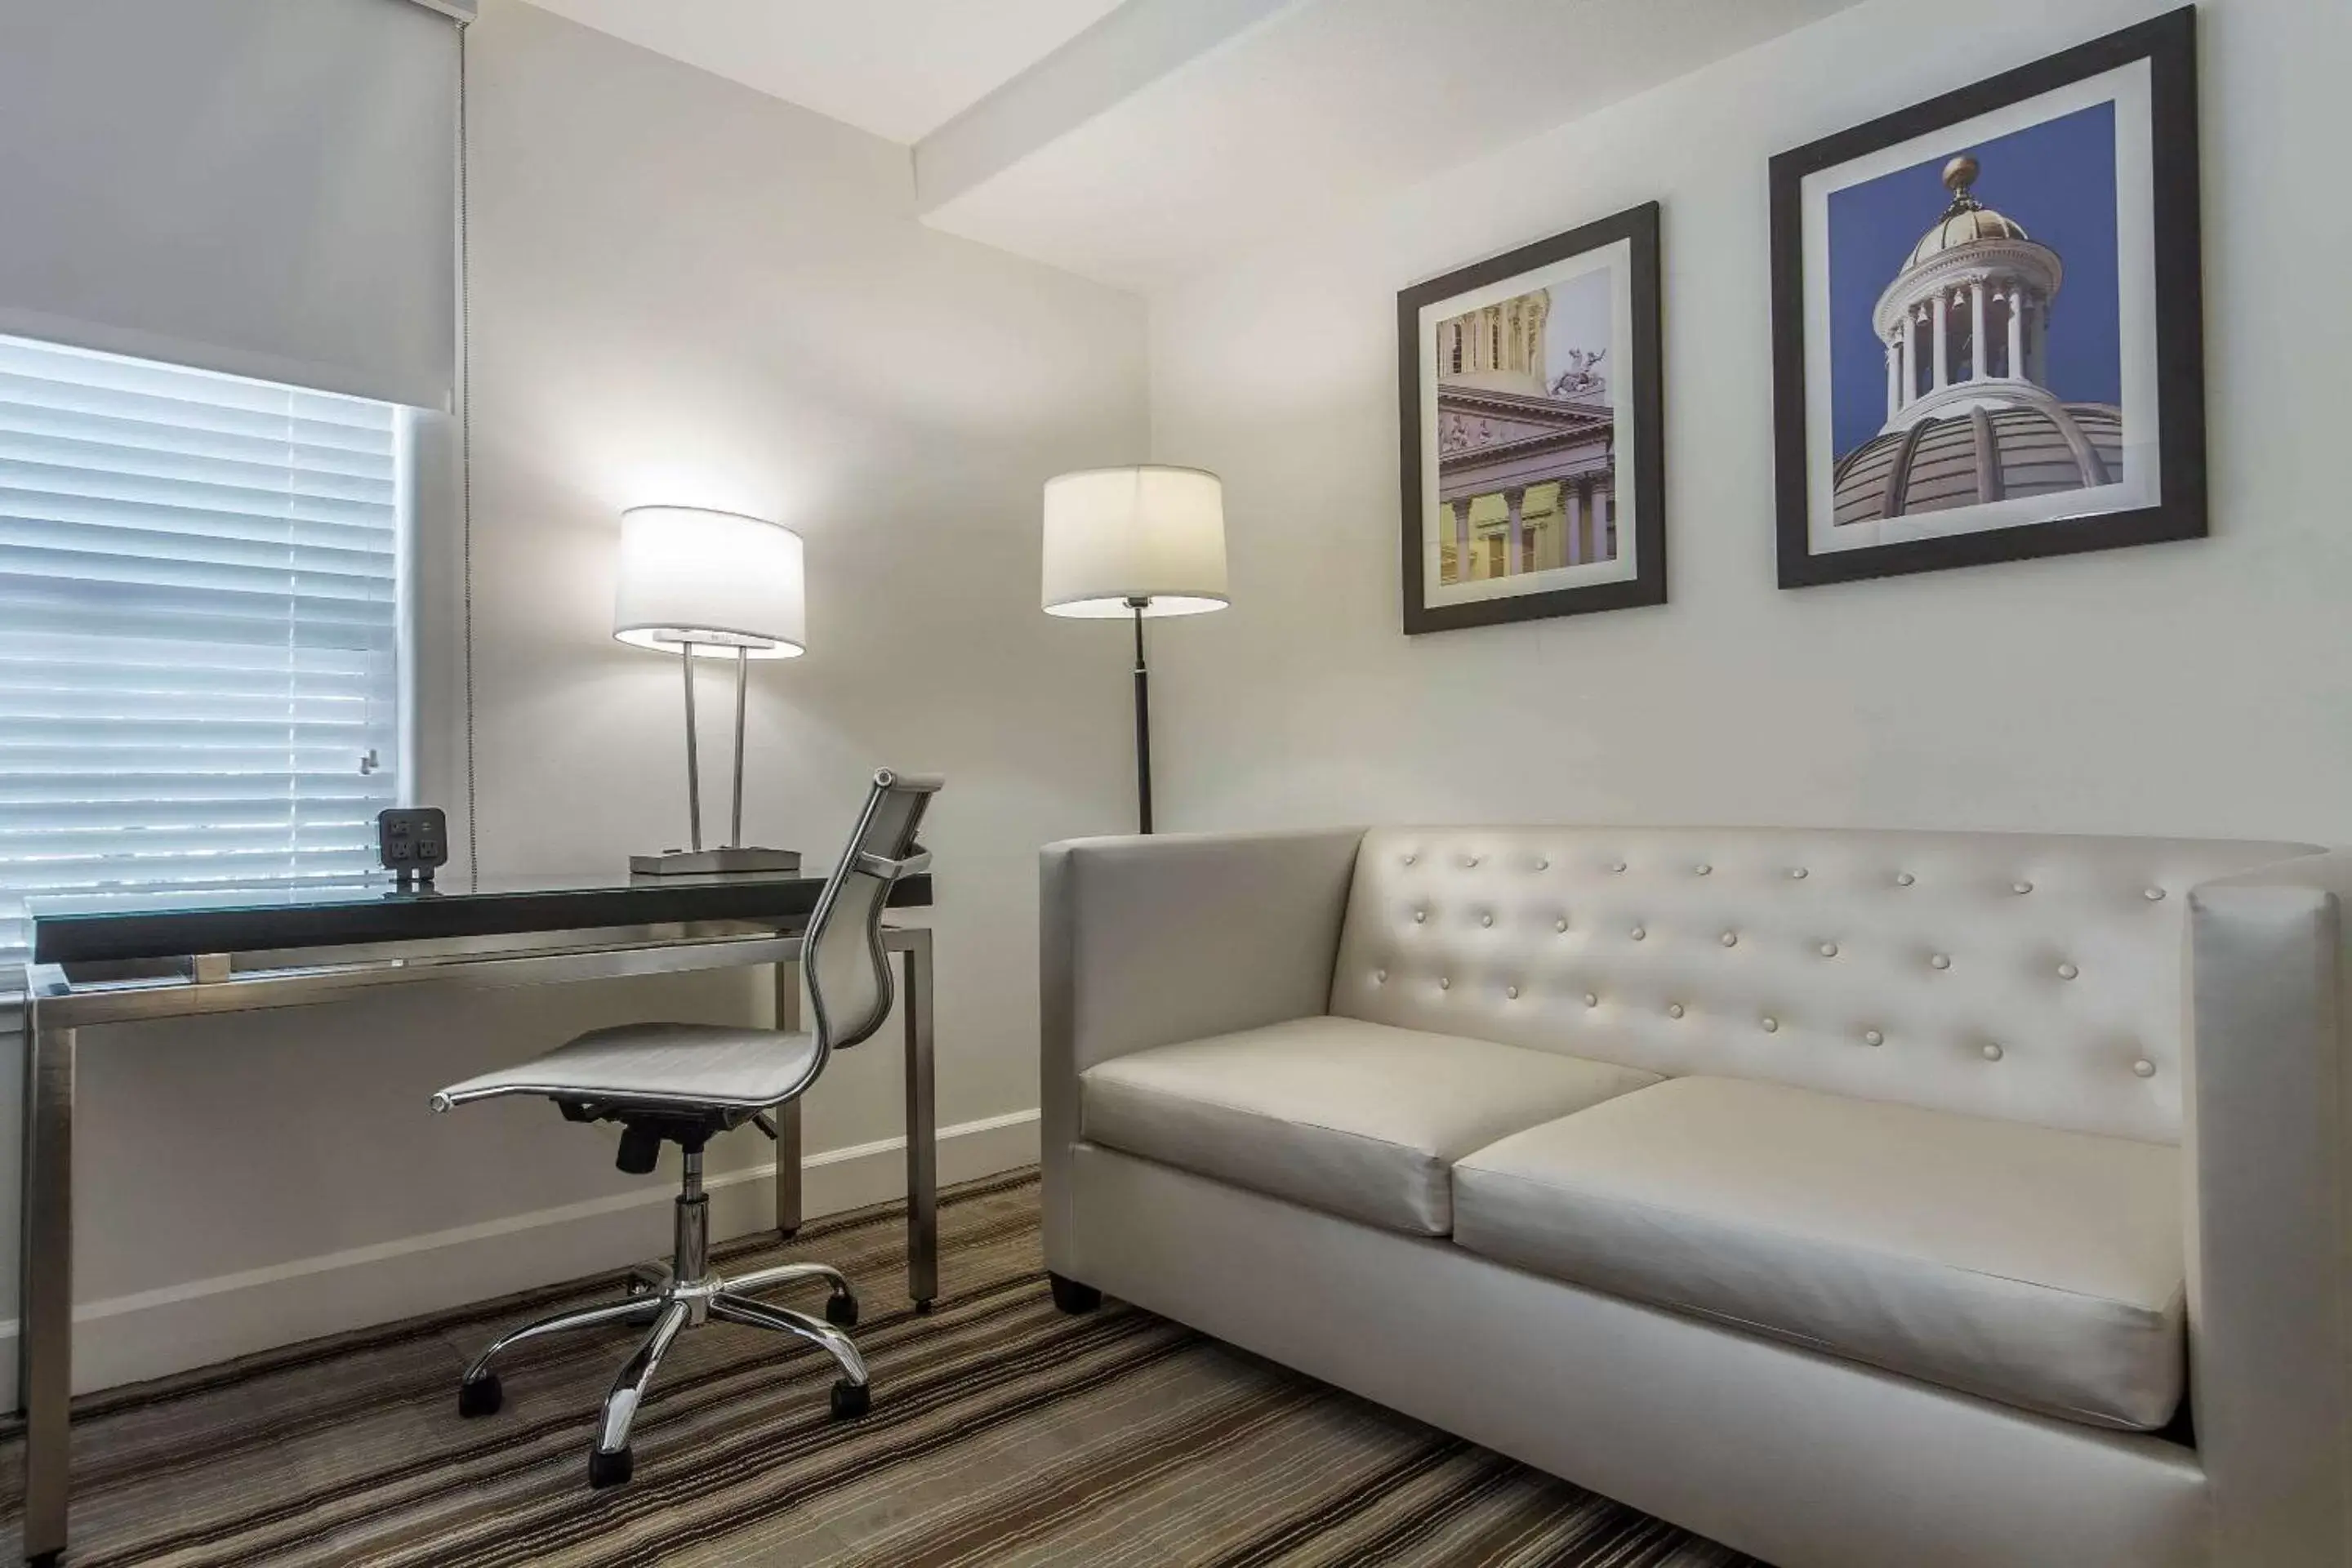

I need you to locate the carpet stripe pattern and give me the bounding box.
[0,1171,1763,1566]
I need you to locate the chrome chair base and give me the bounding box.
[454,1151,869,1487]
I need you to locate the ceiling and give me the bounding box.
[523,0,1869,291]
[518,0,1129,145]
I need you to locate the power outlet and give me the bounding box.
[377,807,451,888]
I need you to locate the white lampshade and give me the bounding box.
[1041,465,1228,619]
[613,506,805,659]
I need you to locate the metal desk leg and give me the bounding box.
[773,957,804,1239]
[20,1018,75,1567]
[902,931,937,1311]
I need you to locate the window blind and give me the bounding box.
[0,333,404,961]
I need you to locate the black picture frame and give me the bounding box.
[1397,201,1665,635]
[1768,7,2204,589]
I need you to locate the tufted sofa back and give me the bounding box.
[1328,826,2322,1144]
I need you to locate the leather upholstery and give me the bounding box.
[1331,827,2318,1143]
[1080,1015,1658,1234]
[1071,1142,2212,1568]
[2186,852,2352,1565]
[1040,829,1365,1265]
[1454,1076,2186,1429]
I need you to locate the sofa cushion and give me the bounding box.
[1452,1076,2186,1430]
[1080,1015,1659,1236]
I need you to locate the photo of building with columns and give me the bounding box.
[1433,282,1617,586]
[1831,153,2124,526]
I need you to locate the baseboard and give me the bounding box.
[0,1109,1039,1401]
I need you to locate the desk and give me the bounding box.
[16,867,936,1568]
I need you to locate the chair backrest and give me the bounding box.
[804,769,942,1056]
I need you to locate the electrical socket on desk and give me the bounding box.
[376,807,450,888]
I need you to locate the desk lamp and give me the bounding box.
[612,505,805,875]
[1041,466,1227,834]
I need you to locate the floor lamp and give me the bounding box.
[1041,466,1228,834]
[612,505,808,875]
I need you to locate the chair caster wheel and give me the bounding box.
[913,1298,934,1316]
[1049,1272,1102,1314]
[830,1379,871,1419]
[457,1373,502,1418]
[825,1292,859,1328]
[588,1446,634,1489]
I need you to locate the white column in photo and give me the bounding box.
[1931,287,1951,389]
[2007,288,2027,381]
[1504,488,1526,577]
[1450,497,1472,583]
[1900,310,1919,406]
[1885,338,1902,418]
[1590,482,1611,562]
[1969,280,1989,381]
[1565,482,1585,567]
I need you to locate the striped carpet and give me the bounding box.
[0,1171,1765,1566]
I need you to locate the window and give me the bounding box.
[0,332,407,962]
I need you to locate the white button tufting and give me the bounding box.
[1463,855,1480,868]
[1439,977,1451,991]
[1895,872,1916,886]
[1536,858,1551,871]
[1609,862,1627,873]
[2145,888,2166,901]
[1414,910,1427,924]
[1668,1003,1685,1018]
[2133,1059,2157,1078]
[2013,881,2033,894]
[1555,918,1569,933]
[1791,867,1809,879]
[1403,853,1417,866]
[1584,992,1599,1008]
[1930,953,1951,970]
[2058,962,2079,980]
[1762,1017,1780,1033]
[1630,925,1646,941]
[1982,1043,2004,1062]
[1864,1029,1885,1046]
[1375,969,1387,982]
[1820,942,1839,957]
[1721,931,1738,947]
[1481,913,1494,928]
[1506,986,1520,1000]
[1695,863,1712,876]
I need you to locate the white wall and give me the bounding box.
[1147,0,2352,846]
[2,0,1147,1396]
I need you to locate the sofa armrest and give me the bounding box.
[2186,849,2352,1566]
[1039,827,1365,1267]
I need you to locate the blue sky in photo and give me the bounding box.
[1827,99,2122,458]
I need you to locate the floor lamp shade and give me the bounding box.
[1040,466,1227,617]
[613,506,806,657]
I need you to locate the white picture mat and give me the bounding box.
[1800,60,2161,556]
[1418,237,1640,607]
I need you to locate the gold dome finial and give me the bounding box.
[1943,154,1980,194]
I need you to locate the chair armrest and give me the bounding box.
[2186,849,2352,1564]
[1039,828,1364,1267]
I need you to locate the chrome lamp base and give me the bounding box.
[629,845,802,877]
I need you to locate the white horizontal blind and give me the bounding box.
[0,333,404,960]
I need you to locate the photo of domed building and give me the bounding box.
[1832,153,2125,526]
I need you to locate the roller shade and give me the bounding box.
[0,333,403,960]
[0,0,461,411]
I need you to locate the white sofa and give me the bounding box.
[1039,826,2352,1568]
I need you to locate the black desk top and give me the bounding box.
[29,869,934,966]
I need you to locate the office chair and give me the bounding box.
[430,768,942,1489]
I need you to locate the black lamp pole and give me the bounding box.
[1127,595,1153,833]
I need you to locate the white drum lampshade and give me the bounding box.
[612,506,806,875]
[1040,466,1227,617]
[613,506,806,657]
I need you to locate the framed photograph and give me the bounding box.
[1769,7,2203,589]
[1398,202,1664,635]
